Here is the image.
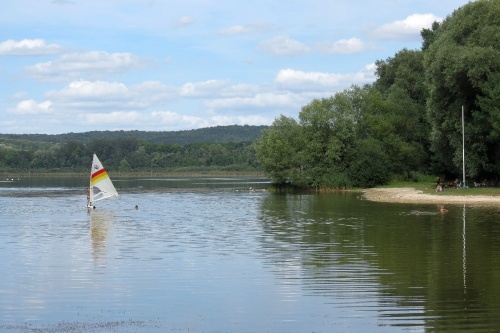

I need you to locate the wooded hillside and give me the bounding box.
[0,125,266,173]
[0,125,267,147]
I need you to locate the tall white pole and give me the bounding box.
[462,105,465,186]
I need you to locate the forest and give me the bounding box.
[255,0,500,189]
[0,126,264,174]
[0,125,267,146]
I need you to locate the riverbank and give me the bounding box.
[362,187,500,206]
[0,170,265,179]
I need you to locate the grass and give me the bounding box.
[380,180,500,197]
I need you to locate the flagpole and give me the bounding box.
[462,105,465,186]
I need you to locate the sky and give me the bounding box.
[0,0,472,134]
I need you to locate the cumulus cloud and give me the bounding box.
[211,115,273,126]
[44,81,132,111]
[275,65,376,91]
[151,111,208,128]
[258,35,310,56]
[7,99,53,115]
[316,38,367,54]
[49,80,129,99]
[179,80,258,98]
[25,51,144,81]
[371,13,442,41]
[0,39,62,56]
[180,80,229,97]
[4,64,377,133]
[41,80,177,113]
[80,111,142,125]
[205,91,305,110]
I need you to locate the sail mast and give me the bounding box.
[462,105,465,186]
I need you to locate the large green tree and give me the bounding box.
[298,90,361,188]
[425,0,500,179]
[371,49,431,178]
[255,115,306,185]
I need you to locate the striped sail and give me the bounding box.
[89,154,118,204]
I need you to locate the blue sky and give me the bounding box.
[0,0,471,134]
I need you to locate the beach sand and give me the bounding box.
[362,187,500,206]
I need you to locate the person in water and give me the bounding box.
[134,205,139,210]
[440,205,448,213]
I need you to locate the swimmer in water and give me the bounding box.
[440,205,448,213]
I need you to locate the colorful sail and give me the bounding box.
[89,154,118,205]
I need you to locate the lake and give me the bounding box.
[1,177,500,332]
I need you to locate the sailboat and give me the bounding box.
[87,154,118,209]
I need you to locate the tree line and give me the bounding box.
[0,125,266,146]
[255,0,500,189]
[0,138,260,173]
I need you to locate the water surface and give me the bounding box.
[1,177,500,332]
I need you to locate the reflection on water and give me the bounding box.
[89,210,113,268]
[258,193,500,332]
[1,179,500,332]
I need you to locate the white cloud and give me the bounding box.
[25,51,144,81]
[45,80,152,112]
[179,80,258,98]
[218,24,269,35]
[258,35,310,56]
[151,111,208,128]
[134,80,178,102]
[0,39,62,56]
[371,13,442,41]
[40,80,177,113]
[172,16,195,27]
[49,80,129,99]
[211,115,273,126]
[205,91,305,110]
[7,99,53,115]
[275,65,376,91]
[180,80,228,97]
[316,38,367,54]
[80,111,142,125]
[4,63,378,133]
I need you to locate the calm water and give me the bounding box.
[1,177,500,332]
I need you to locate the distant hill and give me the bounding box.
[0,125,268,147]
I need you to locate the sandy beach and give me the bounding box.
[362,187,500,206]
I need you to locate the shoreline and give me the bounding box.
[362,187,500,206]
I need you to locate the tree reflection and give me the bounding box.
[258,192,500,331]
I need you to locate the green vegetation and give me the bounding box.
[0,125,267,146]
[0,126,264,175]
[255,0,500,190]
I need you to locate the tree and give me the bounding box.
[348,137,390,188]
[298,90,360,188]
[255,115,306,185]
[119,158,132,172]
[425,0,500,179]
[374,49,427,104]
[255,88,364,189]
